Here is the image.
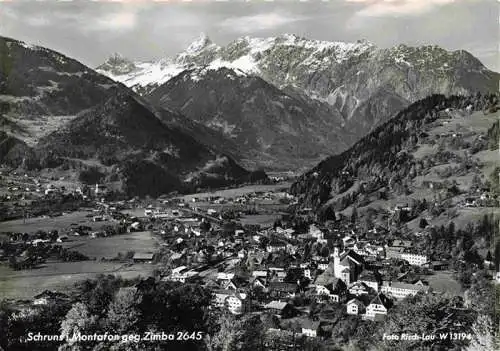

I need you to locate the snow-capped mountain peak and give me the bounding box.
[96,52,137,77]
[105,52,130,64]
[185,32,213,54]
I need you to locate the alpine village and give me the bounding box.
[0,32,499,351]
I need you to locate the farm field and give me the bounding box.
[122,208,150,218]
[473,149,499,178]
[0,210,114,234]
[0,261,156,300]
[239,214,282,227]
[178,182,292,202]
[429,110,499,136]
[60,231,160,259]
[431,207,500,229]
[426,271,463,296]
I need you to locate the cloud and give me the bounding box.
[217,12,308,34]
[25,15,52,27]
[347,0,456,17]
[93,11,137,31]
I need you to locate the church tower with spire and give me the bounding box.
[333,246,341,279]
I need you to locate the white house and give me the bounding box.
[213,290,248,315]
[213,290,230,308]
[252,270,268,278]
[342,236,356,247]
[348,281,370,296]
[313,278,347,303]
[225,293,248,315]
[381,281,430,299]
[270,271,287,283]
[266,242,287,253]
[167,267,199,283]
[33,291,69,306]
[276,228,295,239]
[217,272,235,281]
[300,320,320,338]
[365,294,392,320]
[317,261,330,271]
[400,252,428,266]
[347,298,366,315]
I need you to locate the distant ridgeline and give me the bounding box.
[290,93,500,213]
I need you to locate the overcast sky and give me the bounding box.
[0,0,498,71]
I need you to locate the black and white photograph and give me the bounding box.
[0,0,499,350]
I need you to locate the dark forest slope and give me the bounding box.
[290,93,499,212]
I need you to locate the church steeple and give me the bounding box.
[333,246,341,279]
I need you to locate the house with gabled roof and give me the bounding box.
[269,270,287,283]
[358,270,382,291]
[223,276,249,291]
[297,319,321,338]
[268,282,298,300]
[365,293,392,320]
[263,301,298,318]
[250,276,267,290]
[347,298,366,315]
[348,281,371,296]
[33,290,70,306]
[313,278,347,303]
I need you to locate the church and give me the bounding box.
[332,247,365,284]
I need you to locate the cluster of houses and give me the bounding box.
[154,216,444,339]
[188,190,295,206]
[462,192,498,208]
[0,175,453,342]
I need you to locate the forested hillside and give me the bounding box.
[290,93,499,211]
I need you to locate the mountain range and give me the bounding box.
[0,36,264,197]
[97,33,499,169]
[0,33,498,197]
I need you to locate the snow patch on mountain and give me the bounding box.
[102,60,185,89]
[162,144,180,158]
[206,116,238,138]
[19,40,40,50]
[394,54,413,67]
